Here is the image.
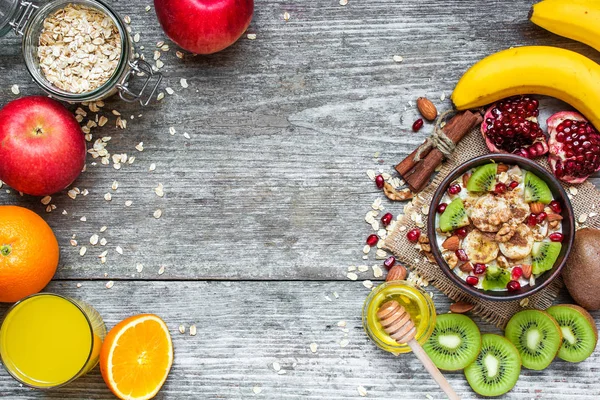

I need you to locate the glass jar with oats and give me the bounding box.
[0,0,161,104]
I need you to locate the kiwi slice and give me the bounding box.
[523,171,552,204]
[482,265,511,291]
[464,334,521,397]
[504,309,562,370]
[439,198,469,233]
[423,314,482,371]
[531,242,561,275]
[466,163,498,192]
[547,304,598,363]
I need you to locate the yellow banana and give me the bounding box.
[451,46,600,130]
[530,0,600,52]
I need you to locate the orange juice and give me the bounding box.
[0,293,105,388]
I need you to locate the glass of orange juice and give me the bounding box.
[0,293,106,389]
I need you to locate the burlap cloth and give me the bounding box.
[383,127,600,328]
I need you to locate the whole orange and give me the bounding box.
[0,205,59,303]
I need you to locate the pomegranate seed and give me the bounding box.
[527,214,538,227]
[412,118,424,132]
[494,182,507,195]
[549,232,564,242]
[549,200,562,214]
[466,276,479,286]
[381,213,393,226]
[448,184,461,196]
[366,234,379,247]
[507,280,521,292]
[406,228,421,243]
[455,249,469,262]
[512,266,523,280]
[383,256,396,270]
[508,181,519,190]
[536,212,547,223]
[437,203,448,214]
[473,263,487,275]
[375,175,385,189]
[454,227,468,238]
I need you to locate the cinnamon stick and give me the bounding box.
[395,116,460,177]
[396,110,483,193]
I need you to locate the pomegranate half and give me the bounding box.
[548,111,600,184]
[481,96,548,158]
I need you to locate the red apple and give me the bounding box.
[154,0,254,55]
[0,96,86,196]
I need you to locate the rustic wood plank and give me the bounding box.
[0,281,598,399]
[0,0,599,280]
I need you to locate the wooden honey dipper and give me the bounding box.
[377,300,460,400]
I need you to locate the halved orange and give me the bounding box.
[100,314,173,400]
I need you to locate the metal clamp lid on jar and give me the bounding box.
[0,0,162,105]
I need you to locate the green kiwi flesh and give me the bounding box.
[482,265,511,291]
[547,304,598,363]
[531,242,561,275]
[466,163,498,192]
[439,198,469,233]
[504,309,562,370]
[523,171,552,204]
[464,333,521,397]
[423,313,482,371]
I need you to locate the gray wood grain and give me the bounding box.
[0,0,599,280]
[0,0,600,398]
[0,281,598,400]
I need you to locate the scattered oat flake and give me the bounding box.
[123,15,131,24]
[100,226,107,232]
[70,239,78,246]
[76,283,82,288]
[40,196,52,205]
[10,84,19,95]
[347,272,358,281]
[135,142,144,151]
[153,209,162,219]
[145,5,151,11]
[180,78,188,88]
[90,234,99,245]
[104,193,112,201]
[157,92,165,101]
[569,187,578,196]
[183,132,191,139]
[358,265,369,272]
[333,291,339,298]
[247,33,257,40]
[339,0,348,5]
[310,343,318,353]
[136,263,144,272]
[105,281,114,289]
[116,246,123,255]
[363,280,374,289]
[253,386,262,395]
[579,214,588,224]
[357,386,367,397]
[100,238,107,246]
[176,51,184,59]
[272,362,281,371]
[373,265,383,278]
[169,127,176,135]
[339,339,349,348]
[189,324,197,336]
[80,216,87,222]
[112,181,119,190]
[125,200,133,207]
[165,87,174,95]
[178,324,185,334]
[158,265,165,275]
[133,33,140,43]
[154,183,165,197]
[337,320,347,327]
[393,55,403,63]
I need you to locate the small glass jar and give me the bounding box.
[0,0,161,104]
[363,281,436,355]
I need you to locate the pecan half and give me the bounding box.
[495,223,515,243]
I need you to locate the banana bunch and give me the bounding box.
[452,0,600,129]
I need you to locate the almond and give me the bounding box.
[386,264,407,282]
[459,262,473,273]
[530,202,545,215]
[497,163,508,173]
[450,302,475,314]
[521,264,532,279]
[462,172,472,188]
[416,97,438,121]
[442,235,460,252]
[546,213,563,222]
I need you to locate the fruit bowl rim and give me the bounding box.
[427,153,575,301]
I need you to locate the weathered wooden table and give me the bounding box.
[1,0,599,398]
